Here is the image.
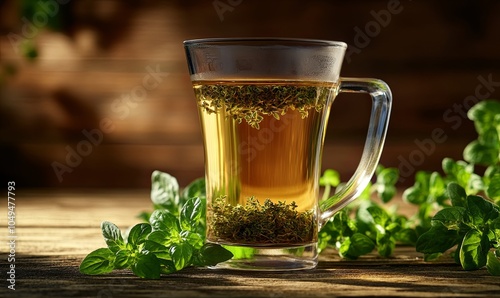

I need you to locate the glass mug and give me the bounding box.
[184,38,392,270]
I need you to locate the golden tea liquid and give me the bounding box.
[194,81,338,246]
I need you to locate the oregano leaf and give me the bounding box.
[180,197,204,231]
[132,253,161,279]
[169,242,194,270]
[459,229,490,271]
[79,248,115,275]
[447,183,467,208]
[101,221,125,253]
[486,251,500,276]
[127,223,152,247]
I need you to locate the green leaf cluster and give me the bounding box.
[404,100,500,275]
[80,172,232,279]
[416,183,500,274]
[317,100,500,276]
[318,166,415,259]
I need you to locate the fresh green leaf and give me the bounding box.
[467,100,500,134]
[148,230,181,247]
[367,205,390,228]
[114,249,132,269]
[101,221,125,253]
[486,174,500,201]
[442,159,484,194]
[429,172,446,199]
[151,170,180,212]
[181,178,206,201]
[169,242,194,270]
[394,228,418,245]
[180,197,204,231]
[159,259,177,274]
[380,185,396,203]
[376,232,395,257]
[492,217,500,241]
[416,225,459,254]
[320,169,341,201]
[442,158,457,178]
[467,173,486,195]
[132,253,161,279]
[486,251,500,276]
[142,240,170,259]
[127,223,152,247]
[466,195,499,226]
[149,209,180,232]
[180,230,204,249]
[339,233,375,259]
[320,169,340,187]
[447,183,467,207]
[431,207,466,230]
[459,229,490,270]
[333,209,356,237]
[463,141,499,165]
[194,243,234,266]
[377,166,399,185]
[402,171,430,205]
[79,248,115,275]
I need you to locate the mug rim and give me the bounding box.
[183,37,347,48]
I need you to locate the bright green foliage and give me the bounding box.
[318,165,416,259]
[407,99,500,275]
[80,174,232,279]
[318,100,500,276]
[464,100,500,166]
[415,183,500,272]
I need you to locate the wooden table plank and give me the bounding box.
[3,190,500,297]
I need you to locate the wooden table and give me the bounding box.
[4,190,500,297]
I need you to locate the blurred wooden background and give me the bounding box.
[1,0,500,189]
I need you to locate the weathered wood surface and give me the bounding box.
[3,190,500,298]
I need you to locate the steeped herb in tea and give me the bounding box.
[209,196,316,245]
[194,82,335,129]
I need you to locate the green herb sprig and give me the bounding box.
[416,182,500,272]
[317,100,500,276]
[318,165,416,259]
[80,171,233,279]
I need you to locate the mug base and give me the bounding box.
[208,243,318,271]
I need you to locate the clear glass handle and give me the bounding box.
[319,77,392,227]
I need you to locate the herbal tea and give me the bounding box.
[194,81,338,246]
[185,38,391,270]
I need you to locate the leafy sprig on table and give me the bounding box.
[411,99,500,274]
[79,171,233,279]
[81,99,500,278]
[318,166,416,259]
[316,100,500,275]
